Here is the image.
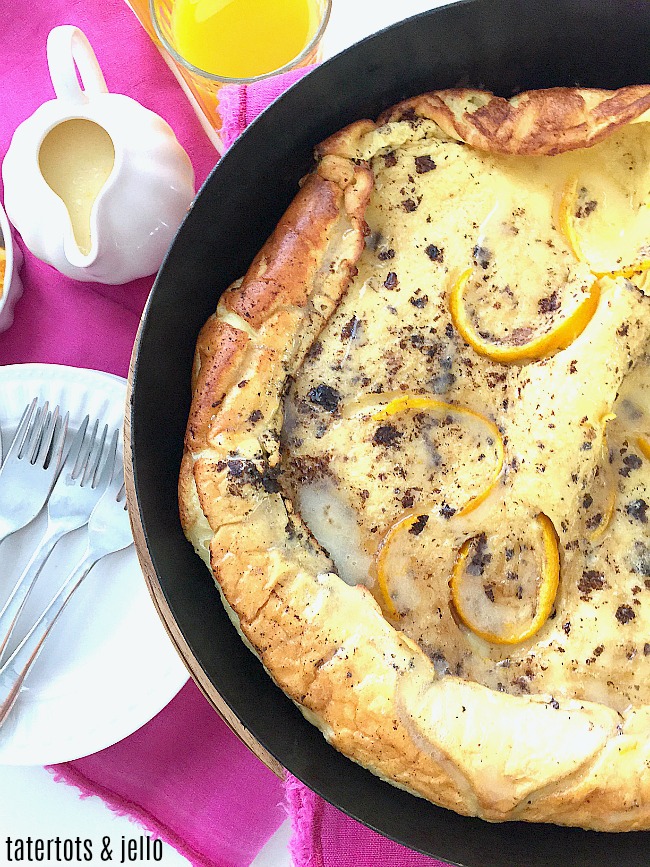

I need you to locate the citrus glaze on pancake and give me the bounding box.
[281,118,650,714]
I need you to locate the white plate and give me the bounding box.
[0,364,188,765]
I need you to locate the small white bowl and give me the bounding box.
[0,201,24,334]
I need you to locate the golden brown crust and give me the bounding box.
[219,173,343,328]
[316,86,650,159]
[219,164,372,330]
[179,85,650,831]
[380,86,650,155]
[185,317,250,453]
[316,119,378,159]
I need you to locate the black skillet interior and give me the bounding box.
[130,0,650,863]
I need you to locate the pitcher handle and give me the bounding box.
[47,25,109,105]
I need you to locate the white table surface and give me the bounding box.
[0,1,443,865]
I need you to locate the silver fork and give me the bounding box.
[0,467,133,727]
[0,400,69,546]
[0,420,119,662]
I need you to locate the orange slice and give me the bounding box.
[559,177,650,279]
[372,395,504,517]
[638,436,650,461]
[449,513,560,645]
[374,511,422,618]
[449,267,600,363]
[558,178,586,265]
[586,424,616,543]
[586,478,616,543]
[371,396,504,617]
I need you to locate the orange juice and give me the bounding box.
[170,0,321,79]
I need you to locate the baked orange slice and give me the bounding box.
[585,467,617,543]
[372,395,504,518]
[371,395,504,617]
[449,513,560,645]
[559,177,650,279]
[449,267,600,363]
[638,436,650,461]
[373,510,423,618]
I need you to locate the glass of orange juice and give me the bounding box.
[149,0,331,146]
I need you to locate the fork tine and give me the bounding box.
[25,403,49,463]
[110,467,125,499]
[50,411,70,473]
[71,418,97,480]
[93,428,118,490]
[82,424,108,487]
[6,399,38,464]
[18,401,48,464]
[28,404,62,467]
[62,415,89,482]
[39,405,61,468]
[20,404,42,461]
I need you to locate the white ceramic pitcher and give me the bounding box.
[2,26,195,284]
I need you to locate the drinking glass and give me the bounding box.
[148,0,331,149]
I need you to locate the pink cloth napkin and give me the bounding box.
[1,2,450,865]
[286,777,448,867]
[51,682,286,867]
[218,66,315,151]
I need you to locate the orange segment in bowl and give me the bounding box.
[449,513,560,645]
[449,267,600,363]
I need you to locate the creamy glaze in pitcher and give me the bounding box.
[2,26,195,284]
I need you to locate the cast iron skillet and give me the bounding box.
[128,1,650,862]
